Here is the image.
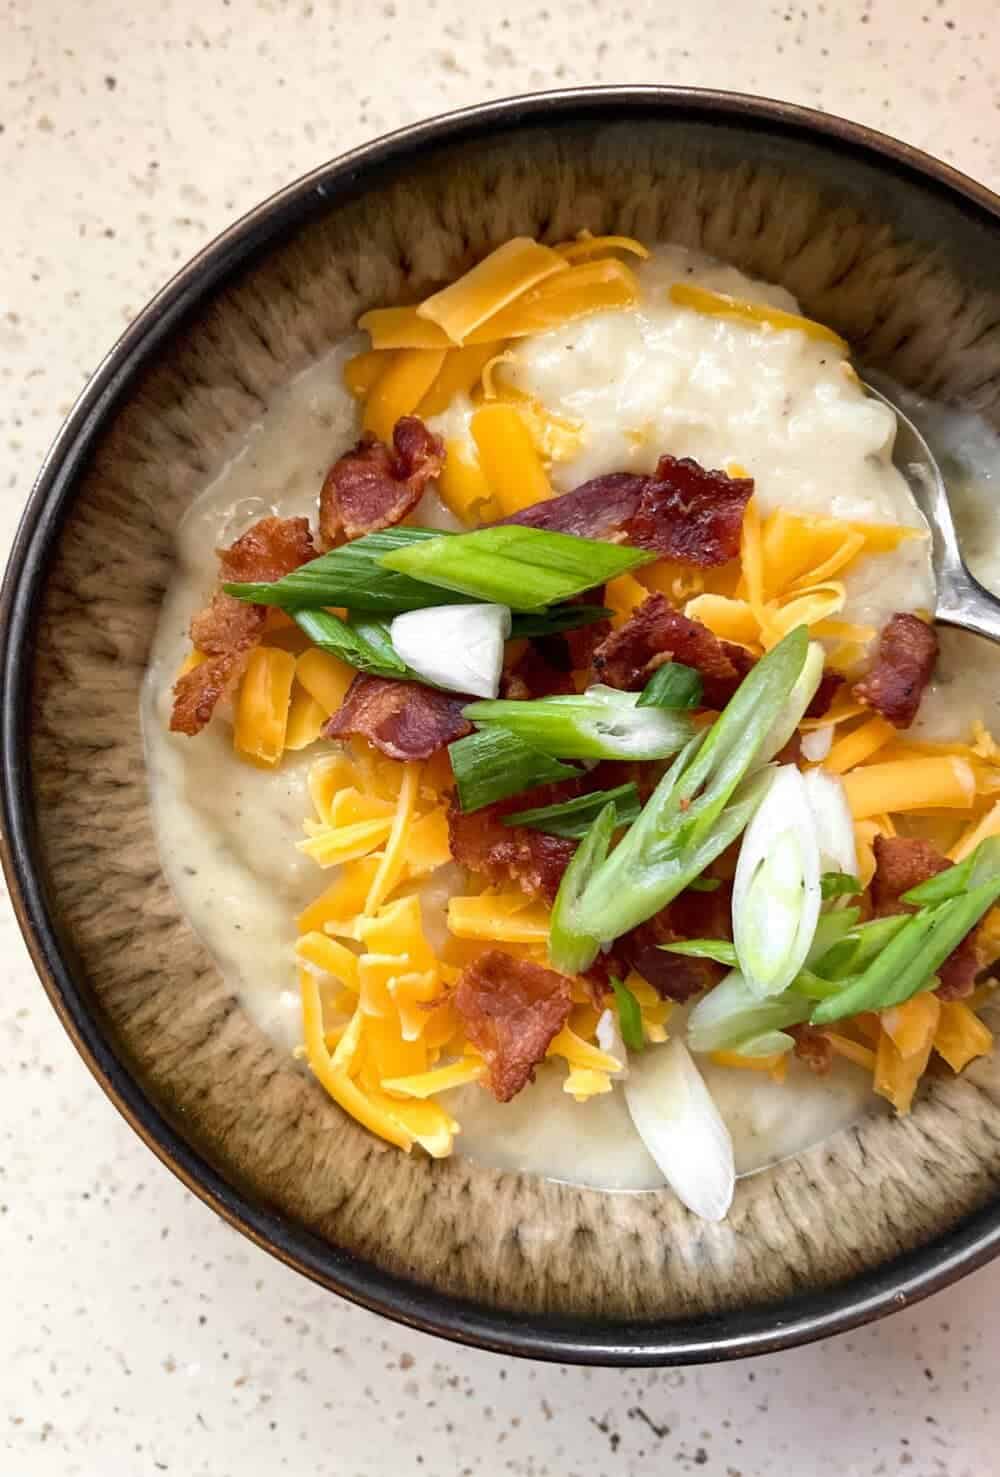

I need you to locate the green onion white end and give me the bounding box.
[687,969,810,1054]
[733,765,821,999]
[802,768,857,878]
[754,640,825,767]
[624,1040,735,1222]
[389,602,511,698]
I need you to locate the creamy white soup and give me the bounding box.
[143,244,1000,1194]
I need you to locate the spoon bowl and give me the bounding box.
[866,379,1000,644]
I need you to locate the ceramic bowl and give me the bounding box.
[5,88,1000,1365]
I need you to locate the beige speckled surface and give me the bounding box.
[5,2,1000,1474]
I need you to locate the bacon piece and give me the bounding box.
[871,834,984,1001]
[791,1024,834,1075]
[602,884,733,1003]
[565,614,613,672]
[447,783,580,903]
[500,643,576,700]
[455,950,572,1102]
[170,516,316,736]
[324,674,472,760]
[592,595,755,707]
[501,472,645,540]
[216,515,317,585]
[319,416,444,546]
[499,456,752,565]
[806,671,844,720]
[870,835,949,906]
[853,613,938,729]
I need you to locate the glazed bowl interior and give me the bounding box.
[7,90,1000,1365]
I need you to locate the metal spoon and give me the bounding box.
[865,380,1000,645]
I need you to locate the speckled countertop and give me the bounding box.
[4,3,1000,1474]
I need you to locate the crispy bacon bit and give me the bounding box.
[499,456,752,565]
[565,614,613,672]
[592,595,755,707]
[170,516,316,736]
[603,884,734,1003]
[454,950,572,1101]
[501,643,576,700]
[791,1024,834,1075]
[853,613,938,729]
[447,784,579,903]
[806,670,844,719]
[319,416,445,546]
[216,515,317,585]
[870,835,950,906]
[872,834,984,1001]
[324,674,472,760]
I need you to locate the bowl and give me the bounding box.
[5,86,1000,1366]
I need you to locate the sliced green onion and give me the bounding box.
[687,970,810,1054]
[637,662,703,710]
[659,939,738,967]
[590,766,774,946]
[610,976,645,1052]
[508,604,612,639]
[901,835,1000,905]
[804,906,862,969]
[731,1029,796,1058]
[687,876,723,893]
[548,802,617,976]
[624,1040,735,1221]
[503,782,640,839]
[810,913,909,981]
[380,526,654,611]
[390,602,510,698]
[464,686,697,761]
[811,876,1000,1024]
[785,968,852,1001]
[754,640,825,766]
[448,728,578,812]
[733,765,821,999]
[556,627,809,945]
[226,527,465,613]
[820,871,863,900]
[293,609,409,679]
[803,768,857,876]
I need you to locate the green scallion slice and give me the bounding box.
[293,609,410,680]
[811,876,1000,1024]
[508,605,612,639]
[448,727,578,813]
[637,662,703,710]
[610,976,645,1052]
[380,526,654,611]
[503,782,640,839]
[225,527,464,613]
[568,627,809,945]
[548,801,617,976]
[464,686,697,761]
[820,871,863,900]
[659,939,739,967]
[901,835,1000,906]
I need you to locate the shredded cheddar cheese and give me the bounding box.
[463,258,640,342]
[233,646,296,766]
[470,401,551,514]
[555,231,650,262]
[362,348,449,443]
[416,237,569,343]
[669,281,849,350]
